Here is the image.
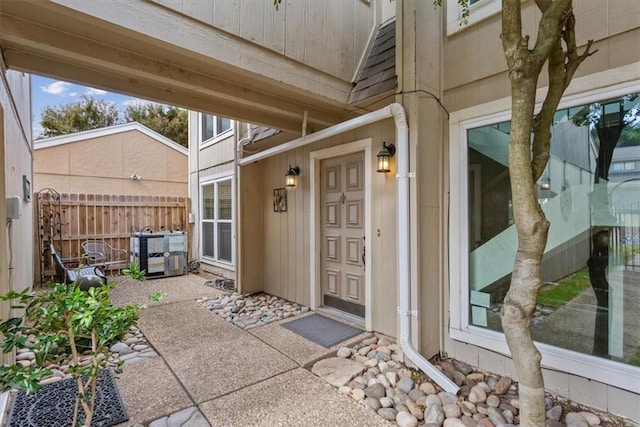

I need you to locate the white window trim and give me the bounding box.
[199,113,234,149]
[449,79,640,393]
[199,172,235,268]
[446,0,501,35]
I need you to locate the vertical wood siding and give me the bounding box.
[243,121,398,337]
[152,0,373,82]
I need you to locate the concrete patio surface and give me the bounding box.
[199,368,391,427]
[109,274,387,426]
[137,300,299,403]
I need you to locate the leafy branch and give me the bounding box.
[0,267,159,426]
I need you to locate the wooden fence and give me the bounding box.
[35,192,190,283]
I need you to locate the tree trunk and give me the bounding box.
[501,76,549,426]
[499,1,592,425]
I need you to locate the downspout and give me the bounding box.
[235,123,255,292]
[390,104,459,395]
[236,123,255,159]
[236,103,458,394]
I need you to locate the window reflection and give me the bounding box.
[467,93,640,367]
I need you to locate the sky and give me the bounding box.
[31,75,151,139]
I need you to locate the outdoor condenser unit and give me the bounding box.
[130,231,187,278]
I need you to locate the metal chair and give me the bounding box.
[81,240,127,263]
[81,240,129,271]
[50,244,106,290]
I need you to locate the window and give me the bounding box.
[446,0,500,34]
[463,92,640,370]
[200,113,232,145]
[611,161,637,172]
[201,177,233,264]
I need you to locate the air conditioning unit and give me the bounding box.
[130,231,187,278]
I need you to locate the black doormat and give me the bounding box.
[8,369,128,427]
[281,314,363,348]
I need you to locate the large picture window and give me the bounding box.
[200,113,232,145]
[466,92,640,368]
[201,177,233,264]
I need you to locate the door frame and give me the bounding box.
[310,138,373,331]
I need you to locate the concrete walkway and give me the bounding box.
[110,274,389,427]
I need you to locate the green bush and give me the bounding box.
[0,268,161,426]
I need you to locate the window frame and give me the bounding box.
[199,173,235,267]
[446,0,501,35]
[199,113,233,149]
[448,80,640,394]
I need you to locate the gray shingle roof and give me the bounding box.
[348,19,396,104]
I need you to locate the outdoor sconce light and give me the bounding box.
[285,165,300,187]
[376,142,396,173]
[541,176,551,190]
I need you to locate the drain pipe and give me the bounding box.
[391,104,460,395]
[236,124,255,158]
[236,102,458,393]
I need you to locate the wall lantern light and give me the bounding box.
[541,176,551,190]
[376,142,396,173]
[285,165,300,187]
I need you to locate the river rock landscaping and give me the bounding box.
[197,290,629,426]
[197,292,310,329]
[15,326,156,387]
[315,334,627,427]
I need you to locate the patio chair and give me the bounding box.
[50,244,106,290]
[81,240,128,269]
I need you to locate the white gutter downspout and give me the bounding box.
[236,124,255,158]
[390,104,459,395]
[237,103,459,394]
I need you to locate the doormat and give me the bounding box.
[8,369,128,427]
[281,314,363,348]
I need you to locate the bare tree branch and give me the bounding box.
[531,0,572,67]
[531,7,596,182]
[501,0,524,70]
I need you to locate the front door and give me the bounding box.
[320,152,365,317]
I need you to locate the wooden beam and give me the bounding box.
[3,49,308,134]
[0,14,345,130]
[48,0,352,103]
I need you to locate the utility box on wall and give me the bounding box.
[130,231,187,278]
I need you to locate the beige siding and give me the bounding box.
[151,0,373,82]
[240,121,398,337]
[1,69,34,368]
[189,116,237,277]
[199,138,236,171]
[238,162,264,291]
[442,0,640,111]
[33,129,188,197]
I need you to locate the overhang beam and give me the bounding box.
[0,0,363,132]
[6,49,305,134]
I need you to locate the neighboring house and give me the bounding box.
[33,122,188,197]
[1,0,639,422]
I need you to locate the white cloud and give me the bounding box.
[85,87,108,96]
[40,81,71,95]
[69,92,78,97]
